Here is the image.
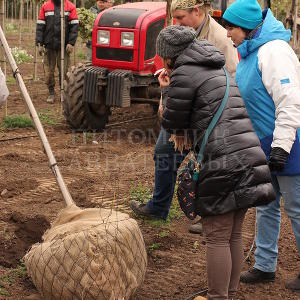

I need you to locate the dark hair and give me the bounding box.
[221,19,252,36]
[167,56,178,70]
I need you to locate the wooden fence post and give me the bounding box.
[293,0,299,50]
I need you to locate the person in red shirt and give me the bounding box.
[36,0,79,103]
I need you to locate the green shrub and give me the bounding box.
[77,8,96,42]
[11,47,33,64]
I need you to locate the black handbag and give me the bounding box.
[177,68,230,220]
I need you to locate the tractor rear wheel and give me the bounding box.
[63,63,110,131]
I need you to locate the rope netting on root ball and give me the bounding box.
[0,23,147,300]
[24,204,147,300]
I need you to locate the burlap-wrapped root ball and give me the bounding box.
[24,204,147,300]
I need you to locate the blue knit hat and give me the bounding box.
[223,0,263,30]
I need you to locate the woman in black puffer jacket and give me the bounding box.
[157,25,275,300]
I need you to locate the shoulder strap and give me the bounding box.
[197,68,230,164]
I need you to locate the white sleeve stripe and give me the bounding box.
[70,20,79,24]
[45,11,54,16]
[37,20,46,24]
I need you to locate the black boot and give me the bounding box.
[47,88,55,103]
[285,273,300,292]
[240,267,275,284]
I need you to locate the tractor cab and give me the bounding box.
[92,2,166,74]
[62,1,232,131]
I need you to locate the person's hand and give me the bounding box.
[66,44,74,54]
[158,69,170,88]
[37,43,44,56]
[169,134,191,154]
[268,147,289,172]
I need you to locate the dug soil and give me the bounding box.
[0,26,300,300]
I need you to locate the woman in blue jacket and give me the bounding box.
[223,0,300,291]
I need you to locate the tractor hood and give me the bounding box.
[98,8,146,29]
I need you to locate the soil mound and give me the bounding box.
[0,212,50,267]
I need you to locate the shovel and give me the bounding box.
[0,25,73,207]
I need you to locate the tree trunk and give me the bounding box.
[60,0,65,104]
[27,1,30,28]
[166,0,172,26]
[0,0,6,71]
[293,0,299,53]
[19,0,24,46]
[34,0,38,81]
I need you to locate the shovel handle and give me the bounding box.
[0,25,73,207]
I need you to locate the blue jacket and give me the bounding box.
[236,9,300,176]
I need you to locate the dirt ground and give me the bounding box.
[0,23,300,300]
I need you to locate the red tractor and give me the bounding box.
[63,1,229,131]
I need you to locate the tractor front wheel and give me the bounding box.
[63,63,110,131]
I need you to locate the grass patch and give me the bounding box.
[2,111,59,129]
[5,76,15,85]
[0,261,27,288]
[148,242,161,252]
[129,184,152,205]
[12,262,27,279]
[0,286,9,296]
[158,230,169,238]
[2,115,33,129]
[129,183,182,227]
[167,185,182,221]
[21,27,30,33]
[38,111,58,126]
[5,23,18,32]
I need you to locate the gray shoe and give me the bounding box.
[285,273,300,292]
[129,200,165,220]
[46,93,55,103]
[189,219,203,234]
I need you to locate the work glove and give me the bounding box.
[268,147,289,172]
[37,43,45,56]
[66,44,74,54]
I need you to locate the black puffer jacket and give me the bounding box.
[162,39,275,217]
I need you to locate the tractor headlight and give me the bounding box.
[121,32,134,47]
[97,30,110,45]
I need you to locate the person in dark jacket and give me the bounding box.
[156,25,275,300]
[129,0,238,236]
[36,0,79,103]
